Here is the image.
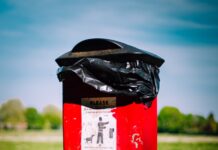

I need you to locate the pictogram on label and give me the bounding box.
[81,97,116,150]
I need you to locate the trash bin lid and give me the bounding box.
[56,38,164,67]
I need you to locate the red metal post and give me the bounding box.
[62,78,157,150]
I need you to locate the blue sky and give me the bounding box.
[0,0,218,119]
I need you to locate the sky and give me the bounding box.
[0,0,218,119]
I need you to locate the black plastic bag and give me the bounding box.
[57,57,160,107]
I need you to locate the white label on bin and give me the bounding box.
[81,97,116,150]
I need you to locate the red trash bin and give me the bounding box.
[56,39,164,150]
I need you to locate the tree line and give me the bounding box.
[158,106,218,135]
[0,99,218,135]
[0,99,61,130]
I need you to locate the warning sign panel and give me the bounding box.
[81,97,116,150]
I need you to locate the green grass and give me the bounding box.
[0,141,62,150]
[158,143,218,150]
[0,130,62,136]
[0,142,218,150]
[0,131,217,150]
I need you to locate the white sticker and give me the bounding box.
[81,97,116,150]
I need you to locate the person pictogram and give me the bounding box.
[97,117,109,144]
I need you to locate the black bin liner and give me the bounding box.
[56,38,164,107]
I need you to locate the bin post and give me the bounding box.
[56,38,164,150]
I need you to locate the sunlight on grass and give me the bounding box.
[0,131,217,150]
[0,141,62,150]
[158,142,218,150]
[0,141,218,150]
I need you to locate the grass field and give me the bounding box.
[0,141,62,150]
[0,130,217,150]
[158,133,218,150]
[159,143,218,150]
[0,141,217,150]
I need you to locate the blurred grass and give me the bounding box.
[0,131,218,150]
[0,141,62,150]
[0,130,62,136]
[159,143,218,150]
[158,133,218,143]
[0,141,218,150]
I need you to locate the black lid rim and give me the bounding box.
[56,38,165,67]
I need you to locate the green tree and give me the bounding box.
[0,99,25,129]
[158,106,185,133]
[43,105,62,130]
[216,122,218,134]
[204,113,217,134]
[183,114,207,134]
[0,104,2,129]
[25,107,45,130]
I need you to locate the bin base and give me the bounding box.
[63,97,157,150]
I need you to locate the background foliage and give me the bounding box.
[0,99,61,130]
[158,106,218,135]
[0,99,217,135]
